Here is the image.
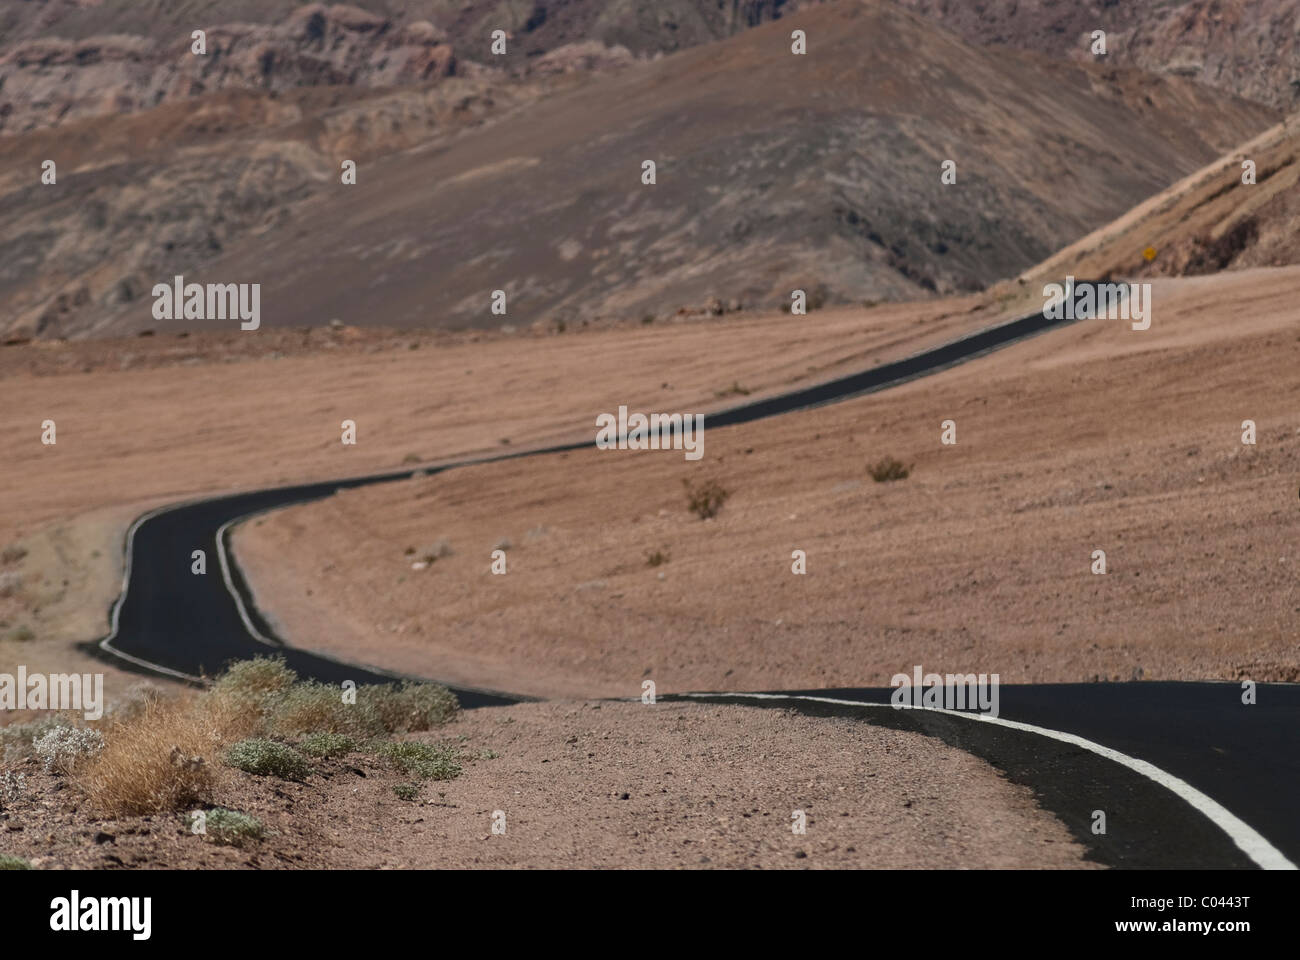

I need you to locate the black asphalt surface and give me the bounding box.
[89,292,1298,868]
[665,685,1299,869]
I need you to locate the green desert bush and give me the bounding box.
[211,656,298,712]
[225,739,311,782]
[267,681,352,737]
[392,782,419,801]
[201,808,265,846]
[298,732,358,759]
[0,854,31,870]
[362,682,459,734]
[208,658,458,739]
[375,741,461,781]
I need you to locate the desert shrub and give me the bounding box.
[361,682,459,735]
[267,681,351,737]
[33,726,104,775]
[0,772,25,810]
[225,739,311,781]
[869,456,912,483]
[0,544,27,565]
[0,715,70,763]
[684,478,730,520]
[0,855,31,870]
[392,782,419,801]
[208,659,457,739]
[3,626,35,643]
[82,697,221,816]
[107,682,167,724]
[375,741,461,781]
[646,549,670,567]
[211,656,298,709]
[201,808,264,846]
[299,732,357,758]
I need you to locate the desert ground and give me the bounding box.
[3,289,1098,869]
[0,290,1011,692]
[0,699,1092,870]
[231,266,1300,698]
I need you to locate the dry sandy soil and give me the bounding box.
[0,700,1093,869]
[0,293,1004,717]
[0,293,1006,542]
[233,266,1300,698]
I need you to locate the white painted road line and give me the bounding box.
[677,691,1299,872]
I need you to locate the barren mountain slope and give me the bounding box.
[24,0,1274,340]
[1001,114,1300,292]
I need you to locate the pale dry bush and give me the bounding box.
[81,691,246,817]
[33,726,103,774]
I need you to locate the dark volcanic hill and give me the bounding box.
[0,0,1280,339]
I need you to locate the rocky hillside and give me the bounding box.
[1,0,1277,340]
[1003,113,1300,293]
[0,1,815,134]
[899,0,1300,110]
[0,5,459,135]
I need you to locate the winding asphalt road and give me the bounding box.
[87,294,1298,870]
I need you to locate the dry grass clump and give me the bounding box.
[81,694,237,817]
[79,656,460,817]
[684,478,730,519]
[869,456,912,482]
